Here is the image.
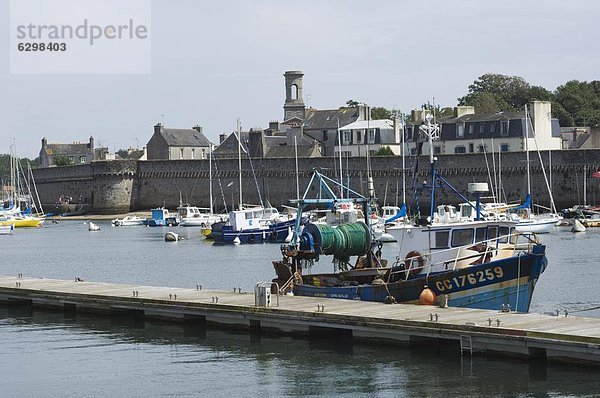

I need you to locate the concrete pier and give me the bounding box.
[1,275,600,366]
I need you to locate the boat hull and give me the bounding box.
[212,219,295,244]
[0,218,43,228]
[289,244,547,312]
[515,219,556,234]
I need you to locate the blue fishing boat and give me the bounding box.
[273,116,548,312]
[211,206,295,244]
[143,207,178,227]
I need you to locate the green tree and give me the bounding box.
[458,73,532,112]
[373,146,394,156]
[53,155,73,166]
[116,149,129,159]
[555,80,600,127]
[371,107,392,120]
[345,99,359,107]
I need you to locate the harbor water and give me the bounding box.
[1,221,600,397]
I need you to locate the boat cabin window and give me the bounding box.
[245,212,253,220]
[433,231,450,249]
[475,227,487,242]
[509,227,517,244]
[498,226,510,243]
[452,229,474,247]
[460,204,473,219]
[488,226,498,241]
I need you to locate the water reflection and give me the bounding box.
[1,306,599,397]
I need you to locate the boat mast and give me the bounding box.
[337,118,343,199]
[294,136,299,201]
[209,144,213,215]
[524,105,531,206]
[237,118,243,211]
[401,113,406,206]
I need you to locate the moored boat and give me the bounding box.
[211,206,295,244]
[144,208,178,227]
[112,215,145,227]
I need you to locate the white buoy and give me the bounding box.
[165,231,179,242]
[233,236,241,245]
[88,222,100,231]
[571,219,586,233]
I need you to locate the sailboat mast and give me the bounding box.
[401,113,406,205]
[337,118,343,199]
[525,106,531,202]
[237,118,243,211]
[294,136,299,201]
[209,144,213,215]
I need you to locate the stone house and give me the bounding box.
[39,136,95,167]
[336,119,402,157]
[405,101,562,156]
[146,124,211,160]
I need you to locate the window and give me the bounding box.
[79,156,86,163]
[468,125,474,135]
[475,227,487,242]
[500,144,509,152]
[478,145,486,153]
[488,226,498,240]
[406,126,413,141]
[343,131,351,144]
[180,148,184,159]
[191,149,195,159]
[291,84,298,100]
[368,129,376,143]
[202,149,206,159]
[490,123,496,133]
[410,148,417,155]
[498,227,510,243]
[457,123,465,138]
[452,229,474,247]
[68,156,74,163]
[356,130,363,144]
[454,146,466,154]
[478,124,484,134]
[500,121,509,136]
[434,146,441,154]
[323,130,328,141]
[469,143,474,153]
[434,231,450,249]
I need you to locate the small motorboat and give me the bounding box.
[88,222,100,231]
[0,224,14,235]
[112,215,145,226]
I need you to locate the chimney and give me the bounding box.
[192,125,203,134]
[89,136,94,150]
[42,137,47,148]
[269,121,279,132]
[219,133,228,144]
[154,123,163,135]
[454,106,475,118]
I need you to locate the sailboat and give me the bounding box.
[513,105,561,234]
[210,120,295,244]
[0,146,44,228]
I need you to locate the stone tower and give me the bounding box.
[283,70,306,121]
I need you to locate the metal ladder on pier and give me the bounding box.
[460,335,473,356]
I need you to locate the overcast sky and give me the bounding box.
[1,0,599,158]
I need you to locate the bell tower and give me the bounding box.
[283,70,306,121]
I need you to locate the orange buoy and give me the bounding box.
[419,286,436,305]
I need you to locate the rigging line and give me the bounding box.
[211,156,228,213]
[243,137,264,208]
[480,138,496,203]
[528,115,558,214]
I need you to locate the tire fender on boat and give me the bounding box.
[248,234,256,244]
[405,251,424,276]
